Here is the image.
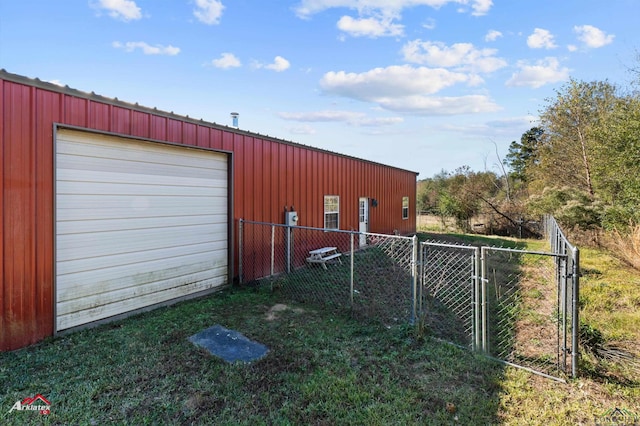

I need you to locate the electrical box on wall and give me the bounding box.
[284,208,299,226]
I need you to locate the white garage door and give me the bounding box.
[55,129,228,331]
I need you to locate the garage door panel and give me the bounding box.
[58,133,224,170]
[57,224,226,260]
[57,153,224,180]
[56,204,228,221]
[57,275,227,331]
[57,193,227,209]
[58,180,226,197]
[57,180,226,197]
[57,168,228,189]
[56,129,229,331]
[58,268,229,316]
[56,215,224,235]
[60,255,226,304]
[57,241,226,275]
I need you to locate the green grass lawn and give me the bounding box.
[1,288,503,425]
[1,235,639,425]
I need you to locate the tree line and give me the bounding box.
[418,54,640,263]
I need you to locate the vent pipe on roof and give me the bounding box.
[230,112,239,128]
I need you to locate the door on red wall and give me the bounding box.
[55,129,229,332]
[358,197,369,247]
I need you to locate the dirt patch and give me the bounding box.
[265,303,305,321]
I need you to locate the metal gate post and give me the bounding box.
[558,255,568,372]
[418,242,424,319]
[571,247,580,379]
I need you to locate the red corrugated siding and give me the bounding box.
[2,82,38,349]
[1,73,417,351]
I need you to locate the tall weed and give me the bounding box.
[607,224,640,270]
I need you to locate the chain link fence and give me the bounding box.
[239,217,579,380]
[239,220,417,325]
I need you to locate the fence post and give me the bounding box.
[411,235,418,325]
[481,246,488,353]
[270,224,275,278]
[285,225,294,273]
[350,232,355,307]
[417,242,424,319]
[571,246,580,379]
[474,246,481,351]
[238,219,244,285]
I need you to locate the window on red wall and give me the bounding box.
[324,195,339,229]
[402,196,409,220]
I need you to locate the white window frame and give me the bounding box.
[324,195,340,229]
[402,196,409,220]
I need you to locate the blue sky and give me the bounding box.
[1,0,638,178]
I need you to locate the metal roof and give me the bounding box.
[1,69,418,176]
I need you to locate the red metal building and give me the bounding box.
[0,70,418,351]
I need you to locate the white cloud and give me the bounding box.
[378,95,501,115]
[484,29,502,42]
[288,124,317,135]
[112,41,180,55]
[401,40,507,73]
[293,0,494,19]
[567,44,578,52]
[486,115,538,129]
[574,25,614,48]
[527,28,557,49]
[438,115,537,139]
[337,15,404,37]
[506,57,570,88]
[319,65,500,115]
[278,110,404,126]
[280,110,359,122]
[193,0,224,25]
[320,65,471,100]
[422,18,436,30]
[358,116,405,126]
[211,52,241,69]
[253,56,290,72]
[93,0,141,21]
[470,0,492,16]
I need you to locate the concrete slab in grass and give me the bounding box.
[188,325,269,363]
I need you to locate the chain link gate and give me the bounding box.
[480,247,576,381]
[419,240,579,381]
[418,242,480,350]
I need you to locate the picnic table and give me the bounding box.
[306,247,342,270]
